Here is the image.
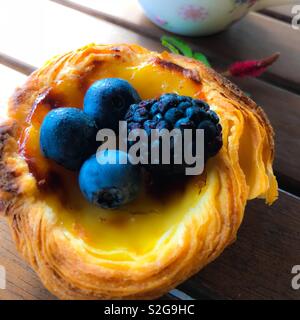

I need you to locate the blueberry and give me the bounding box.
[132,107,149,122]
[40,108,98,171]
[83,78,141,131]
[139,99,156,109]
[207,110,220,124]
[164,108,184,124]
[159,95,177,112]
[144,120,157,135]
[194,100,210,111]
[177,95,192,103]
[125,104,140,121]
[177,101,191,112]
[156,120,171,131]
[160,93,178,103]
[198,120,217,142]
[150,102,161,115]
[158,102,172,114]
[153,113,163,122]
[125,93,223,176]
[128,122,142,131]
[186,106,208,122]
[208,136,223,157]
[174,117,195,131]
[79,150,142,209]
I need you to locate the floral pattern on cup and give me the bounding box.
[230,0,258,14]
[178,5,208,22]
[234,0,258,7]
[155,16,169,26]
[138,0,295,36]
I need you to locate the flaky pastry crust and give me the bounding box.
[0,44,278,299]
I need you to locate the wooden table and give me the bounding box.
[0,0,300,300]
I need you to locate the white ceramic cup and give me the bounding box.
[138,0,297,36]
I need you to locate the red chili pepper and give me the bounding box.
[223,53,280,78]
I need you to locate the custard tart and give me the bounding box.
[0,44,278,299]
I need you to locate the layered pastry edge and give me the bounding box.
[0,44,278,299]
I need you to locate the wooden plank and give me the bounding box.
[181,191,300,300]
[261,5,294,23]
[0,64,27,120]
[0,52,35,76]
[0,0,160,67]
[0,218,56,300]
[59,0,300,94]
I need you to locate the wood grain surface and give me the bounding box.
[181,191,300,300]
[262,5,295,23]
[0,64,27,119]
[54,0,300,94]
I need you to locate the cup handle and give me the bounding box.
[251,0,298,11]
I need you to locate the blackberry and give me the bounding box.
[125,93,222,175]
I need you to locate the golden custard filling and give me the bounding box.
[19,57,209,259]
[3,44,277,299]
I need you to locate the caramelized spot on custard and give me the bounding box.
[25,87,71,126]
[78,61,103,92]
[12,86,34,107]
[111,47,121,53]
[153,58,201,84]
